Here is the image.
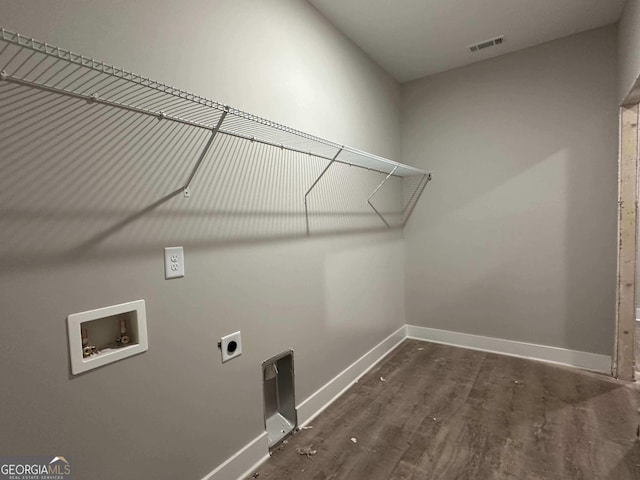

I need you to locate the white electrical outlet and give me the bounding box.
[164,247,185,279]
[220,331,242,363]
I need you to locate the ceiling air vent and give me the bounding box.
[468,35,504,53]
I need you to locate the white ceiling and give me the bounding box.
[307,0,626,82]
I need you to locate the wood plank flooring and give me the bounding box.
[254,340,640,480]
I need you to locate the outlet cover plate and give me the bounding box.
[221,331,242,363]
[164,246,185,279]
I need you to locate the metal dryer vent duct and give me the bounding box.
[468,35,505,52]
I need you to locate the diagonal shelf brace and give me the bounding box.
[304,147,343,236]
[368,165,398,228]
[182,109,228,197]
[402,172,432,227]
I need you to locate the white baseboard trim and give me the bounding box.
[203,323,612,480]
[200,432,269,480]
[406,325,612,373]
[201,325,405,480]
[296,324,406,427]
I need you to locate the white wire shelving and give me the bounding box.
[0,27,431,232]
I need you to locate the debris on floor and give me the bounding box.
[295,445,317,458]
[301,425,313,430]
[533,422,544,440]
[251,473,259,479]
[273,439,289,452]
[418,347,424,351]
[380,376,386,382]
[350,437,358,443]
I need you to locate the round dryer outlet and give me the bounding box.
[220,331,242,363]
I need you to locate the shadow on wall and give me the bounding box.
[0,82,424,270]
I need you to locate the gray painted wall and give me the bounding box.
[619,0,640,103]
[0,1,405,479]
[402,26,618,356]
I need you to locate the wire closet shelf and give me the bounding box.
[0,28,431,231]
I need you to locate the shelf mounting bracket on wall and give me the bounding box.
[368,165,398,228]
[304,147,343,235]
[402,172,432,227]
[181,108,228,197]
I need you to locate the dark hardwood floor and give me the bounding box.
[254,340,640,480]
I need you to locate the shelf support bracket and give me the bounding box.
[402,172,432,227]
[304,147,343,236]
[182,109,228,197]
[368,165,398,228]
